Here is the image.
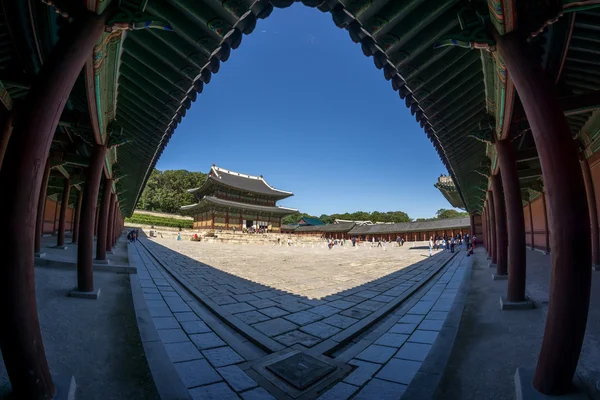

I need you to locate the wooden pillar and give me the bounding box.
[0,10,106,399]
[496,31,591,395]
[482,209,487,250]
[491,174,508,276]
[497,137,526,301]
[77,143,107,291]
[542,192,550,253]
[112,205,119,246]
[106,193,116,252]
[72,189,83,244]
[56,177,71,247]
[52,198,59,235]
[488,192,497,264]
[34,159,51,254]
[96,179,112,261]
[528,200,534,249]
[580,155,600,266]
[0,107,15,170]
[94,206,100,236]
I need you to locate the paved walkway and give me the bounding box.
[0,236,157,399]
[437,249,600,400]
[131,237,471,399]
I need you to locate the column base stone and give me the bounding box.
[35,252,46,258]
[515,367,589,400]
[493,273,508,281]
[53,375,77,400]
[52,245,68,250]
[68,288,101,300]
[489,262,497,269]
[500,296,534,310]
[94,259,109,265]
[107,251,113,255]
[592,265,600,271]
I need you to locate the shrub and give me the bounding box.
[125,213,193,229]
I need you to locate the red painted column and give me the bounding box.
[470,214,475,237]
[496,138,526,300]
[491,174,508,276]
[56,177,71,247]
[497,32,591,395]
[52,199,59,235]
[481,209,486,250]
[96,179,113,261]
[94,206,100,236]
[112,206,118,246]
[541,192,550,253]
[106,193,116,252]
[0,107,15,170]
[528,200,534,249]
[72,189,83,244]
[77,144,108,292]
[0,10,106,399]
[579,155,600,266]
[488,192,497,264]
[34,159,51,255]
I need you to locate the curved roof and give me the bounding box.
[181,195,297,215]
[348,217,470,235]
[295,222,356,232]
[188,165,293,199]
[434,175,465,209]
[10,1,600,216]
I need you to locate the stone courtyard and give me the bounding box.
[132,237,470,399]
[147,239,442,299]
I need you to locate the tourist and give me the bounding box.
[473,235,477,247]
[287,238,291,246]
[450,237,455,253]
[351,237,356,247]
[428,236,433,257]
[377,239,383,248]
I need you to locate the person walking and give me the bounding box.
[428,236,433,257]
[450,237,455,253]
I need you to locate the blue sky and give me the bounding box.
[156,4,458,219]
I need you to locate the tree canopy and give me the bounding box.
[137,169,207,214]
[282,210,412,225]
[436,208,469,219]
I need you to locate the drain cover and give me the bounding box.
[266,352,336,390]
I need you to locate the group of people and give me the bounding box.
[427,233,477,257]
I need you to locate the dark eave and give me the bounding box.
[181,196,297,216]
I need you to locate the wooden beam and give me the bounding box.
[513,90,600,121]
[515,148,539,163]
[518,167,543,180]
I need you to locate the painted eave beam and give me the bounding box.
[513,90,600,121]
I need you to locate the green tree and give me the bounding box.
[319,214,335,224]
[435,208,469,219]
[282,212,314,225]
[137,169,207,214]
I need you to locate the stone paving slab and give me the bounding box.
[130,238,472,400]
[141,238,456,353]
[330,251,470,400]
